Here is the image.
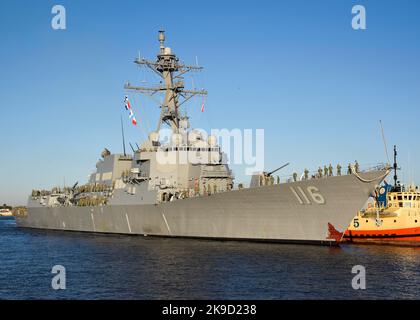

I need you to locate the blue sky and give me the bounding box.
[1,0,419,205]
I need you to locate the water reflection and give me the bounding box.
[0,218,418,299]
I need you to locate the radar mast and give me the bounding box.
[125,30,207,133]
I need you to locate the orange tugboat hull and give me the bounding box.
[343,227,420,245]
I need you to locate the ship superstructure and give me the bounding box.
[17,31,390,245]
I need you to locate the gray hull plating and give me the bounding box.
[17,171,387,244]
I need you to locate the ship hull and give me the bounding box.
[343,227,420,245]
[16,171,388,245]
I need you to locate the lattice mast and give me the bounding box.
[125,30,207,133]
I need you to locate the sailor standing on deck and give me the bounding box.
[328,164,333,177]
[318,167,323,178]
[337,164,342,176]
[355,160,360,173]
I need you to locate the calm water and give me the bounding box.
[0,217,419,300]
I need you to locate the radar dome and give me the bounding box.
[188,130,202,144]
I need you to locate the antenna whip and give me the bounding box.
[379,120,390,165]
[121,115,127,156]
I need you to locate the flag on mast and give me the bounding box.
[123,96,138,126]
[201,98,205,113]
[124,96,131,110]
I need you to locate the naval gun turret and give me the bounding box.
[266,163,290,177]
[250,163,290,188]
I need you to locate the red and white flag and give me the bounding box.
[201,99,205,113]
[124,96,132,110]
[123,96,138,126]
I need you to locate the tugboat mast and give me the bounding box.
[125,30,207,133]
[393,145,399,190]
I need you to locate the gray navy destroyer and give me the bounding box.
[16,31,391,245]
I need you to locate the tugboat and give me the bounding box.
[344,146,420,245]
